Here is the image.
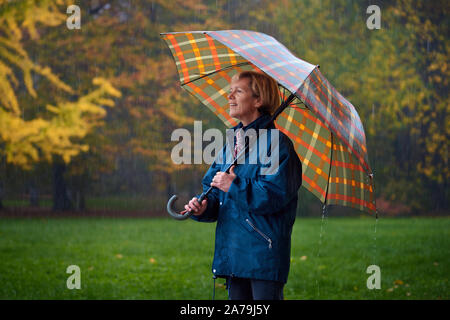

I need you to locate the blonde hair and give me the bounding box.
[231,71,280,115]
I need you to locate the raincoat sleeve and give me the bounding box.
[226,135,302,215]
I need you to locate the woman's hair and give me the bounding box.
[231,71,280,115]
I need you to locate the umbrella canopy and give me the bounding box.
[161,30,376,215]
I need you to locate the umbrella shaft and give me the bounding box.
[200,93,296,201]
[200,157,238,199]
[270,93,296,124]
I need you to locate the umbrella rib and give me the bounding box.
[278,84,308,109]
[180,62,252,86]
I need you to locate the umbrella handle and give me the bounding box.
[167,160,236,221]
[166,141,245,221]
[167,191,208,220]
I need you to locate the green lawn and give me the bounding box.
[0,216,448,300]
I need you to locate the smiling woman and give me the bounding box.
[184,70,303,300]
[228,71,281,125]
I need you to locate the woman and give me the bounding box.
[184,71,302,300]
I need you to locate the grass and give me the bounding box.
[0,216,448,300]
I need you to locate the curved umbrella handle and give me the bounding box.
[167,192,207,220]
[167,156,233,220]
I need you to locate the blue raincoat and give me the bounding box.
[191,114,302,283]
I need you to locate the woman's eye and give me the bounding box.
[228,88,242,95]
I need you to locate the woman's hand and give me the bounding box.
[210,165,236,193]
[183,197,207,216]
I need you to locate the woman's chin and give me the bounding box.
[229,111,239,119]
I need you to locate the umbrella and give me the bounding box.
[160,30,376,219]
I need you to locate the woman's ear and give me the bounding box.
[254,97,263,109]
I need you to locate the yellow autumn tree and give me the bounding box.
[0,0,121,169]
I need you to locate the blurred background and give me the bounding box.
[0,0,448,217]
[0,0,448,301]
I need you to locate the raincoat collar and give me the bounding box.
[235,113,272,132]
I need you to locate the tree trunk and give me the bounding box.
[164,171,174,198]
[0,180,3,209]
[52,162,73,211]
[435,181,448,212]
[29,182,39,207]
[73,189,86,211]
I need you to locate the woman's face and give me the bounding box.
[228,77,262,126]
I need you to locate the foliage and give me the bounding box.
[0,0,447,214]
[1,78,120,168]
[18,0,233,200]
[359,0,449,210]
[248,0,449,212]
[0,0,121,170]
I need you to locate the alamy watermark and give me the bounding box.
[171,121,280,175]
[66,265,81,289]
[366,5,381,30]
[366,265,381,289]
[66,5,81,30]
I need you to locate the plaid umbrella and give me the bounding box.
[161,30,376,216]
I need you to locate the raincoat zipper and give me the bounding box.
[245,219,272,249]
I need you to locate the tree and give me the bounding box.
[0,0,121,210]
[30,0,232,204]
[247,0,448,213]
[358,0,449,211]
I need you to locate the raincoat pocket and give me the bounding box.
[244,218,273,249]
